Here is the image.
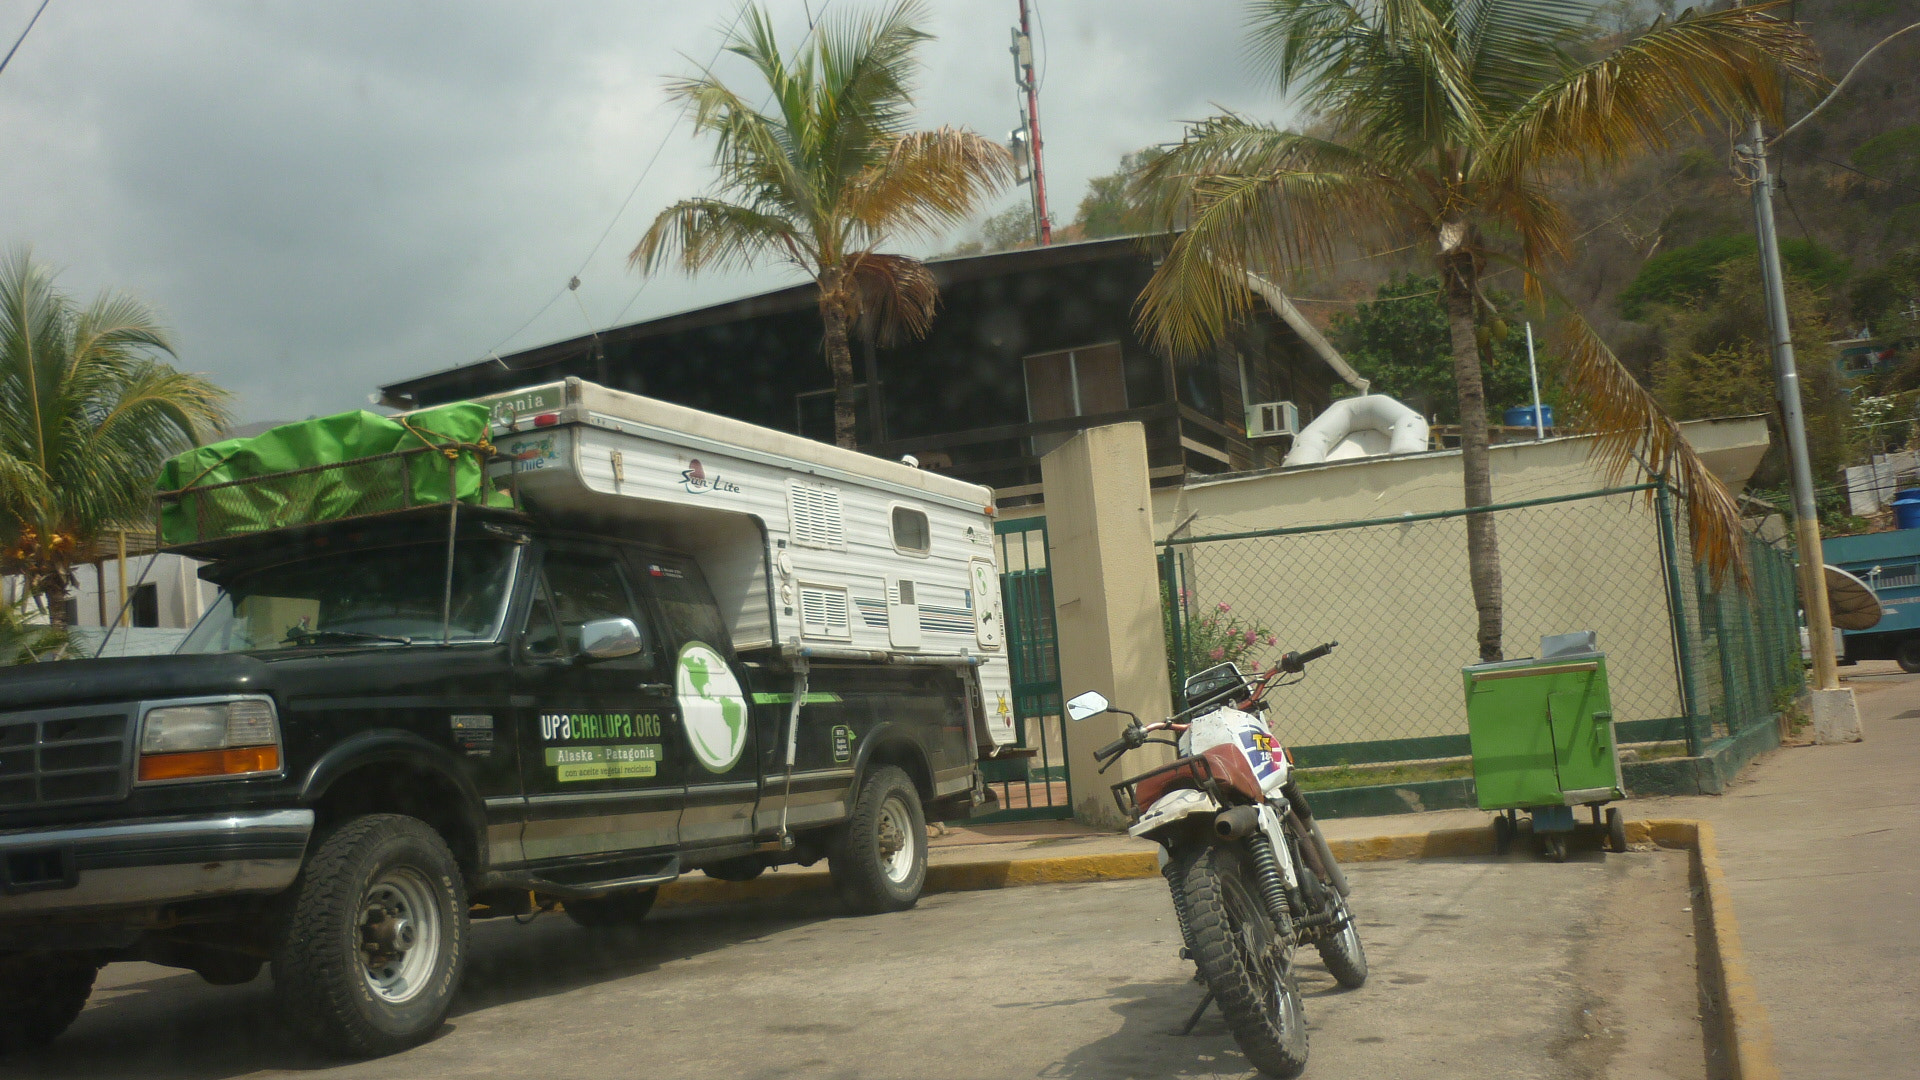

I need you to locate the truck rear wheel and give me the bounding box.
[1897,638,1920,673]
[272,814,468,1058]
[0,955,96,1054]
[829,765,927,914]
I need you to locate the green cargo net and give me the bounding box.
[156,402,513,548]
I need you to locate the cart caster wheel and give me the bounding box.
[1492,814,1513,855]
[1606,808,1628,853]
[1544,834,1568,862]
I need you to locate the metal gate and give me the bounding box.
[975,517,1072,822]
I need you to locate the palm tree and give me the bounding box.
[632,1,1013,449]
[0,248,229,629]
[1137,0,1817,662]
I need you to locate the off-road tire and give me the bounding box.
[1168,842,1309,1078]
[1314,890,1369,989]
[271,814,467,1058]
[0,956,96,1054]
[563,888,658,928]
[829,765,927,914]
[1897,638,1920,673]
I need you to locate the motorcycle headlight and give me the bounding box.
[137,697,281,783]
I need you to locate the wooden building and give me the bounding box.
[381,236,1364,507]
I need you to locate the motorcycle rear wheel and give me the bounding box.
[1168,842,1309,1079]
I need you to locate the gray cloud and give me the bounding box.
[0,0,1288,422]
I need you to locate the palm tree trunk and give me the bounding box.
[1442,255,1504,663]
[41,571,72,632]
[819,295,860,450]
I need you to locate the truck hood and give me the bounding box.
[0,652,279,712]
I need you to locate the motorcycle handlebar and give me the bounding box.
[1280,640,1340,674]
[1095,735,1129,760]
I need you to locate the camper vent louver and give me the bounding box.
[798,584,853,639]
[788,482,847,550]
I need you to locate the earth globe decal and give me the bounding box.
[677,641,748,773]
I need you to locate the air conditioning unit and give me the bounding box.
[1245,401,1300,439]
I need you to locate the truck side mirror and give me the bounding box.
[577,617,646,663]
[1065,691,1110,721]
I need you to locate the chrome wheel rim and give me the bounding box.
[876,795,918,884]
[1331,895,1362,958]
[358,867,441,1004]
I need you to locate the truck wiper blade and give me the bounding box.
[284,628,414,646]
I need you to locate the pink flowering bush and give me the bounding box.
[1162,582,1277,683]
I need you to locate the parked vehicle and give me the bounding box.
[1822,530,1917,669]
[1065,645,1366,1079]
[0,378,1014,1057]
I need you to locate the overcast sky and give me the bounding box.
[1,0,1292,422]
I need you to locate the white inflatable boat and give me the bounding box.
[1281,395,1431,466]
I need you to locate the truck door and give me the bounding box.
[513,543,681,865]
[629,554,759,849]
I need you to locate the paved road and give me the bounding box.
[20,849,1704,1080]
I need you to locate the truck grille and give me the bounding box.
[0,706,135,809]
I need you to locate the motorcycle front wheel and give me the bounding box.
[1315,891,1368,989]
[1168,842,1309,1079]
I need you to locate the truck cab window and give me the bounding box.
[525,552,650,662]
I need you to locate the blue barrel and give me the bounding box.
[1504,405,1554,429]
[1895,498,1920,530]
[1897,487,1920,505]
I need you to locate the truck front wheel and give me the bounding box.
[829,765,927,914]
[0,954,96,1054]
[272,814,468,1058]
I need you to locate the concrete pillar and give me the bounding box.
[1041,422,1176,829]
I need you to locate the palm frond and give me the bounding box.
[842,128,1013,243]
[631,197,809,276]
[1480,2,1822,184]
[1558,313,1748,587]
[843,252,937,346]
[1135,117,1402,355]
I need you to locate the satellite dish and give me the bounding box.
[1825,564,1884,631]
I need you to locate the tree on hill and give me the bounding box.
[632,1,1013,449]
[1331,274,1542,424]
[1074,148,1163,240]
[0,248,229,629]
[1136,0,1817,663]
[1618,234,1850,320]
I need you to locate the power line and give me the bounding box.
[484,3,759,360]
[0,0,51,79]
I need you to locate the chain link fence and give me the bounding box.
[1160,484,1804,767]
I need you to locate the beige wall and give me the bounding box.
[1149,419,1768,751]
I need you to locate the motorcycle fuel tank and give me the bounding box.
[1182,707,1289,795]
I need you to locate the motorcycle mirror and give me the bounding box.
[1065,691,1110,721]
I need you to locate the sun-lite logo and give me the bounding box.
[680,458,741,495]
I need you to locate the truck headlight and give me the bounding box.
[137,697,282,782]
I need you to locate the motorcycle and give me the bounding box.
[1065,643,1365,1079]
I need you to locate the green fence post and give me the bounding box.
[1159,547,1187,711]
[1655,481,1706,754]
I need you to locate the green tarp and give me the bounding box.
[157,402,504,546]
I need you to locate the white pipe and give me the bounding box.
[1525,322,1544,440]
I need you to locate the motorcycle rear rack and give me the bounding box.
[1110,753,1227,821]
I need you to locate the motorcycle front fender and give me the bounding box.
[1128,787,1221,841]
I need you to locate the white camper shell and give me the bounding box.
[476,377,1017,751]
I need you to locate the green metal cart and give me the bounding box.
[1463,632,1628,861]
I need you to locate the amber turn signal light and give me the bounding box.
[137,745,281,782]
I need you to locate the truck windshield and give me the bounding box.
[179,540,519,653]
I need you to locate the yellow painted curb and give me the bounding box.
[652,817,1776,1080]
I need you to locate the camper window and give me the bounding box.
[891,506,931,556]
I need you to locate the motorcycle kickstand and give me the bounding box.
[1179,989,1215,1036]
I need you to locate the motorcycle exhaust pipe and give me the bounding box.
[1214,805,1261,839]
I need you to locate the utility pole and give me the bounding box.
[1742,117,1861,738]
[1010,1,1051,245]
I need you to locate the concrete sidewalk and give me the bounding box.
[928,663,1918,1078]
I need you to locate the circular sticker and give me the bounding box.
[677,641,749,773]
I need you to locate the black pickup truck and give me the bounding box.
[0,507,981,1056]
